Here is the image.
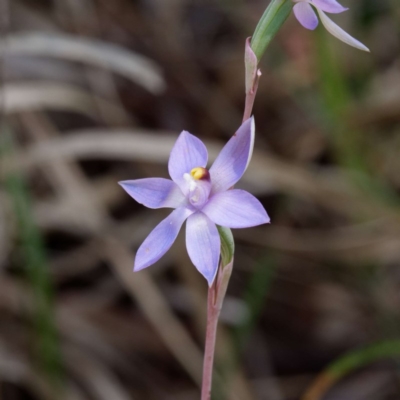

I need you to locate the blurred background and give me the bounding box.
[1,0,400,399]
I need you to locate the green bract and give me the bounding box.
[217,225,235,267]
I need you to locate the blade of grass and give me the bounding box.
[1,82,128,120]
[316,27,399,207]
[234,254,276,350]
[0,32,165,94]
[0,127,64,389]
[316,28,367,172]
[302,340,400,400]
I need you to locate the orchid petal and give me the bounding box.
[293,2,319,30]
[202,189,270,228]
[119,178,186,209]
[168,131,208,192]
[317,9,370,52]
[311,0,348,13]
[134,207,193,271]
[186,212,220,286]
[209,117,255,194]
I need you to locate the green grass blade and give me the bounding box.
[1,127,64,388]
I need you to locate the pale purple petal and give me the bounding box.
[168,131,208,192]
[311,0,348,13]
[317,9,370,52]
[209,117,255,194]
[186,212,220,286]
[134,207,193,271]
[202,190,270,228]
[119,178,186,209]
[293,2,319,30]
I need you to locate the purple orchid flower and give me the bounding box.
[293,0,369,52]
[119,118,270,286]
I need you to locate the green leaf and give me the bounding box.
[217,226,234,267]
[251,0,293,62]
[1,127,64,388]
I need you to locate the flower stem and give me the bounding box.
[201,261,233,400]
[243,38,261,122]
[243,71,260,123]
[201,282,219,400]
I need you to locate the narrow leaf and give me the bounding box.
[251,0,293,62]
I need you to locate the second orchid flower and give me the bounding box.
[293,0,369,52]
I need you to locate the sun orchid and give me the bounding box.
[119,118,270,286]
[293,0,369,52]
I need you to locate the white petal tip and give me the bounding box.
[317,9,370,53]
[262,215,271,225]
[133,262,147,272]
[351,42,370,52]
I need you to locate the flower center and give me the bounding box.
[184,167,211,209]
[190,167,210,180]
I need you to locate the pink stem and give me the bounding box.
[201,282,219,400]
[200,261,233,400]
[200,37,261,398]
[243,89,256,122]
[243,70,261,123]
